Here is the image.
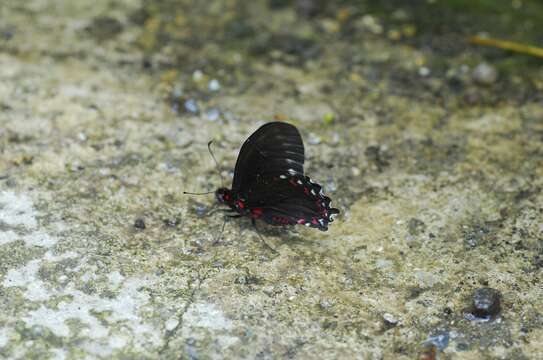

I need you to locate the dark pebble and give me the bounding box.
[134,218,146,230]
[466,287,501,320]
[2,30,14,40]
[408,218,426,236]
[86,16,123,41]
[382,313,398,329]
[163,217,181,228]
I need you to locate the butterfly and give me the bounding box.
[215,122,339,231]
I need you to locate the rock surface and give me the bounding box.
[0,0,542,359]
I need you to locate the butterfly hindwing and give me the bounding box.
[232,122,304,192]
[244,175,339,231]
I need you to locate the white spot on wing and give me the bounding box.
[280,175,287,179]
[288,168,296,175]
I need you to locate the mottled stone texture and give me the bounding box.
[0,0,542,359]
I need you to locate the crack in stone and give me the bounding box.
[158,268,207,357]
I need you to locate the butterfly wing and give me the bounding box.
[245,175,339,231]
[232,122,304,192]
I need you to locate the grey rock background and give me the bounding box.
[0,0,542,359]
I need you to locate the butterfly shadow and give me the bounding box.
[234,218,314,251]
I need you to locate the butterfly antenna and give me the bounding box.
[208,140,224,188]
[183,190,215,195]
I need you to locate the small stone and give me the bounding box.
[326,178,337,192]
[464,287,501,321]
[408,218,426,236]
[193,203,209,217]
[2,30,14,40]
[319,299,334,309]
[307,133,321,145]
[172,84,184,98]
[134,218,146,230]
[469,287,501,319]
[472,63,498,85]
[383,313,398,327]
[423,332,450,351]
[418,66,431,77]
[165,318,179,331]
[163,218,181,228]
[360,15,383,34]
[208,79,221,92]
[192,70,204,82]
[206,108,220,122]
[323,112,335,124]
[387,29,401,41]
[184,99,199,114]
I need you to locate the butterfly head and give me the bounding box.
[215,187,233,205]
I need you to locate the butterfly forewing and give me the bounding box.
[232,122,304,192]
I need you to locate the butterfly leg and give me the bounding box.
[251,218,278,254]
[206,207,233,217]
[212,217,227,246]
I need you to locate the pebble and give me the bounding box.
[472,63,498,85]
[163,218,181,228]
[319,299,334,310]
[408,218,426,236]
[360,15,383,34]
[134,218,146,230]
[307,133,321,145]
[423,332,450,351]
[192,69,204,82]
[383,313,398,327]
[208,79,221,92]
[172,84,184,98]
[206,108,220,121]
[465,287,501,320]
[418,66,431,77]
[326,178,337,192]
[323,112,335,124]
[193,203,209,217]
[184,99,199,114]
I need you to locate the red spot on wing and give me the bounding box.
[272,216,290,224]
[251,208,263,218]
[237,200,245,209]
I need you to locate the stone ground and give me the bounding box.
[0,0,542,359]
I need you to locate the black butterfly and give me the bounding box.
[215,122,339,231]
